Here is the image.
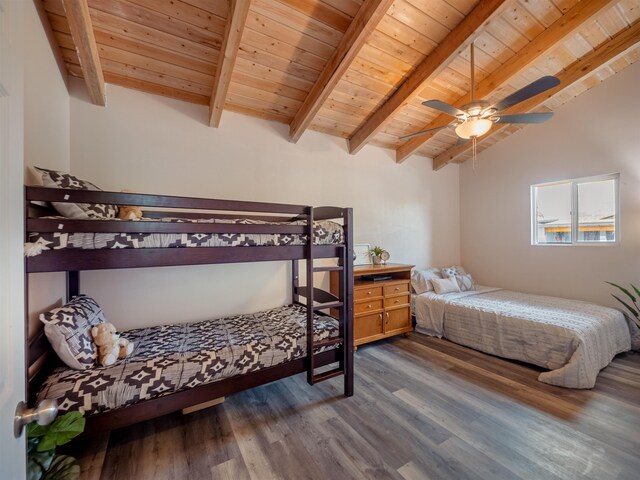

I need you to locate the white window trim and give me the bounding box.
[531,173,620,247]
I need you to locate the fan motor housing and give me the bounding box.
[461,100,490,117]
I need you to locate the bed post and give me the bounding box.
[306,207,315,385]
[292,260,299,305]
[67,271,79,301]
[342,208,354,397]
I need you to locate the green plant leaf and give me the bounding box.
[36,412,85,452]
[27,449,55,480]
[631,284,640,299]
[605,281,636,303]
[28,422,51,439]
[43,455,80,480]
[28,437,42,454]
[611,294,640,318]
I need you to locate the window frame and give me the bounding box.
[531,173,620,247]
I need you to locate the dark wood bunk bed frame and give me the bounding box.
[25,186,354,435]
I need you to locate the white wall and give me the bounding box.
[24,0,70,333]
[69,80,460,328]
[460,60,640,308]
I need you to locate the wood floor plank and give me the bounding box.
[72,335,640,480]
[209,457,251,480]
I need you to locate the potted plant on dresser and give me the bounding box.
[370,246,389,265]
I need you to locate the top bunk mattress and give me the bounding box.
[28,216,344,250]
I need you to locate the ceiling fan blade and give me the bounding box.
[399,125,450,141]
[455,137,469,147]
[490,76,560,112]
[493,112,554,124]
[422,100,466,118]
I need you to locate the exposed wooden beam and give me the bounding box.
[395,0,618,163]
[432,18,640,170]
[289,0,394,143]
[61,0,105,105]
[347,0,509,155]
[209,0,250,128]
[35,0,69,90]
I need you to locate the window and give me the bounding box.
[531,173,619,245]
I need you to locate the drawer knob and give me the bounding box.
[367,291,372,295]
[395,287,400,291]
[367,304,372,309]
[395,299,399,303]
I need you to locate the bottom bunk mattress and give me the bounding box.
[414,286,640,389]
[37,304,339,416]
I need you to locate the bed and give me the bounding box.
[37,304,339,417]
[413,285,640,388]
[25,181,355,434]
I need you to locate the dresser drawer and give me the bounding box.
[383,282,410,296]
[355,299,383,315]
[384,294,410,309]
[355,286,383,301]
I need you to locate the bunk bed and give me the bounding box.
[25,186,354,435]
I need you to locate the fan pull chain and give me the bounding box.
[472,137,477,171]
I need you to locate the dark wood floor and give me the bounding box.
[73,333,640,480]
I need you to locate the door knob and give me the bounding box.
[14,399,58,438]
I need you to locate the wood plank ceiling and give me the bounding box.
[41,0,640,169]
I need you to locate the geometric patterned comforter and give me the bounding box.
[28,216,344,251]
[37,304,340,416]
[414,287,639,389]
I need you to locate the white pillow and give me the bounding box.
[432,277,461,294]
[441,266,467,278]
[455,273,475,292]
[411,267,442,294]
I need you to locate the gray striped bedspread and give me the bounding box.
[414,286,639,388]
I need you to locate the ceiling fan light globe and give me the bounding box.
[455,118,492,139]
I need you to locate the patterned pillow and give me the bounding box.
[34,167,117,219]
[39,295,106,369]
[411,267,442,294]
[441,266,467,278]
[455,274,475,292]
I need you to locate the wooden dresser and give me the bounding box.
[331,263,414,348]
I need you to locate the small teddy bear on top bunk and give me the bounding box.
[117,189,144,220]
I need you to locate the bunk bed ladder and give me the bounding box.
[302,208,350,387]
[306,207,316,385]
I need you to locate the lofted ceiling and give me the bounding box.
[40,0,640,169]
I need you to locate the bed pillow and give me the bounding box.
[441,266,467,278]
[411,267,442,294]
[34,167,117,219]
[431,277,461,294]
[455,273,475,292]
[39,295,106,370]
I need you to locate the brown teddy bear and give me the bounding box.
[91,323,134,367]
[117,189,143,220]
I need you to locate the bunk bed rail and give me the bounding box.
[26,186,309,215]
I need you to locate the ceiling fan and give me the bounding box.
[401,43,560,142]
